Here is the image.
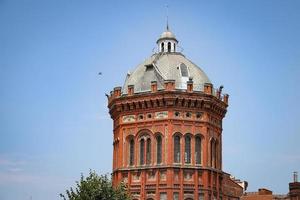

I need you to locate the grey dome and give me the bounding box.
[156,30,178,43]
[123,52,211,94]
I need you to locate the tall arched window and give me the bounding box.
[140,139,145,165]
[184,135,191,164]
[161,43,164,52]
[168,42,171,52]
[173,43,176,52]
[195,136,202,165]
[156,135,162,164]
[129,139,134,166]
[215,140,218,168]
[174,135,181,163]
[210,139,215,168]
[146,138,151,165]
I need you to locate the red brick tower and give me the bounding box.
[107,26,237,200]
[289,172,300,200]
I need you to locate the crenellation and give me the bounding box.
[204,83,213,95]
[113,86,122,97]
[128,85,134,96]
[187,78,194,92]
[164,79,176,91]
[151,81,158,92]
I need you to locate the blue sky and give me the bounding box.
[1,0,300,199]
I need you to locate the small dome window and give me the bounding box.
[180,63,189,77]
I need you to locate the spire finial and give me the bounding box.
[166,4,169,31]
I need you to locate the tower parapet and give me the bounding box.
[108,82,229,107]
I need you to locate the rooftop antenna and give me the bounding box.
[294,171,298,182]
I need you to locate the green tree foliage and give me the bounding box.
[60,170,131,200]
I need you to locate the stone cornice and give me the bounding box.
[108,90,228,120]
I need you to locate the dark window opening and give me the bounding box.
[186,112,191,118]
[140,139,145,165]
[195,136,202,164]
[146,138,151,165]
[210,139,216,168]
[174,135,181,163]
[168,42,171,52]
[161,43,164,52]
[156,135,162,164]
[214,141,218,168]
[185,135,191,163]
[196,112,202,119]
[129,139,134,166]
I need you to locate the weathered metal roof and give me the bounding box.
[156,30,178,43]
[122,52,211,94]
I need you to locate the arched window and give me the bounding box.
[184,135,191,164]
[146,138,151,165]
[168,42,171,52]
[215,140,218,168]
[174,135,181,163]
[173,43,176,52]
[129,139,134,166]
[210,139,215,168]
[156,135,162,164]
[195,136,202,165]
[161,43,164,52]
[140,139,145,165]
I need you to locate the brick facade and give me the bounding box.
[107,82,242,200]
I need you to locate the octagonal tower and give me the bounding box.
[107,27,238,200]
